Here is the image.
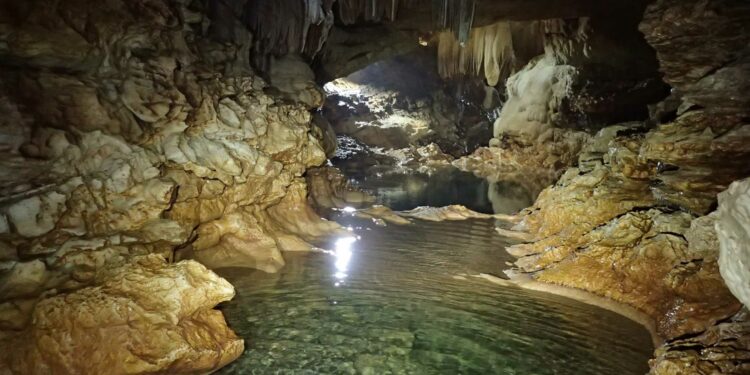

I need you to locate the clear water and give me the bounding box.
[341,166,534,215]
[217,216,653,374]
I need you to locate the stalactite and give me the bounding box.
[437,18,589,86]
[243,0,435,72]
[337,0,404,24]
[431,0,476,45]
[244,0,335,71]
[438,21,528,86]
[543,18,591,62]
[432,0,447,29]
[456,0,475,45]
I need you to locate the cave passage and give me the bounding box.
[215,54,653,373]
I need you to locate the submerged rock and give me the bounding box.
[354,205,412,226]
[399,205,497,222]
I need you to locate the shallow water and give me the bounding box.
[217,216,653,374]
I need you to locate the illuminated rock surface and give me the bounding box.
[717,178,750,310]
[0,255,243,374]
[0,0,337,372]
[501,1,750,372]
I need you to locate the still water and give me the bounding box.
[339,166,535,215]
[217,213,653,374]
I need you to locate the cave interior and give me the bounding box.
[0,0,749,374]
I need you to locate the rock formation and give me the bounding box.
[322,50,477,154]
[0,0,340,372]
[0,255,244,374]
[717,178,750,310]
[499,0,750,372]
[0,0,748,373]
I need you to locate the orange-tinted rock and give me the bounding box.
[650,309,750,374]
[0,255,243,374]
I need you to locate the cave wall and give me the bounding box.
[0,0,341,372]
[501,0,750,372]
[0,0,748,373]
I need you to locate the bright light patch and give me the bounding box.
[334,236,357,280]
[342,206,356,213]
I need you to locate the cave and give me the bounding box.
[0,0,749,374]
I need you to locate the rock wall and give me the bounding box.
[454,8,666,197]
[503,0,750,372]
[0,0,339,372]
[1,255,244,374]
[717,178,750,310]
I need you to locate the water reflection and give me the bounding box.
[487,180,535,214]
[340,166,534,215]
[333,236,357,281]
[217,217,653,374]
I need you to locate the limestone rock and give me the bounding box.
[717,178,750,309]
[0,0,339,372]
[506,0,750,366]
[399,205,496,222]
[650,309,750,375]
[517,208,739,338]
[453,129,589,199]
[0,255,243,374]
[354,205,412,226]
[268,54,325,109]
[493,54,577,145]
[640,0,750,114]
[322,53,463,152]
[383,143,454,173]
[307,166,375,211]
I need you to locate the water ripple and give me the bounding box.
[217,217,652,374]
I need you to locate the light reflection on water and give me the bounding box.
[217,216,653,374]
[334,236,357,281]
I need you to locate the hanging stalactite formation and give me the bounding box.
[436,18,590,86]
[245,0,335,71]
[432,0,477,45]
[243,0,420,72]
[337,0,406,24]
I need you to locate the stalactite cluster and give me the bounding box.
[436,19,590,86]
[245,0,335,70]
[244,0,420,72]
[431,0,476,44]
[437,21,539,86]
[337,0,406,24]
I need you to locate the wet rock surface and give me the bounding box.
[650,309,750,375]
[453,129,589,198]
[322,50,496,156]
